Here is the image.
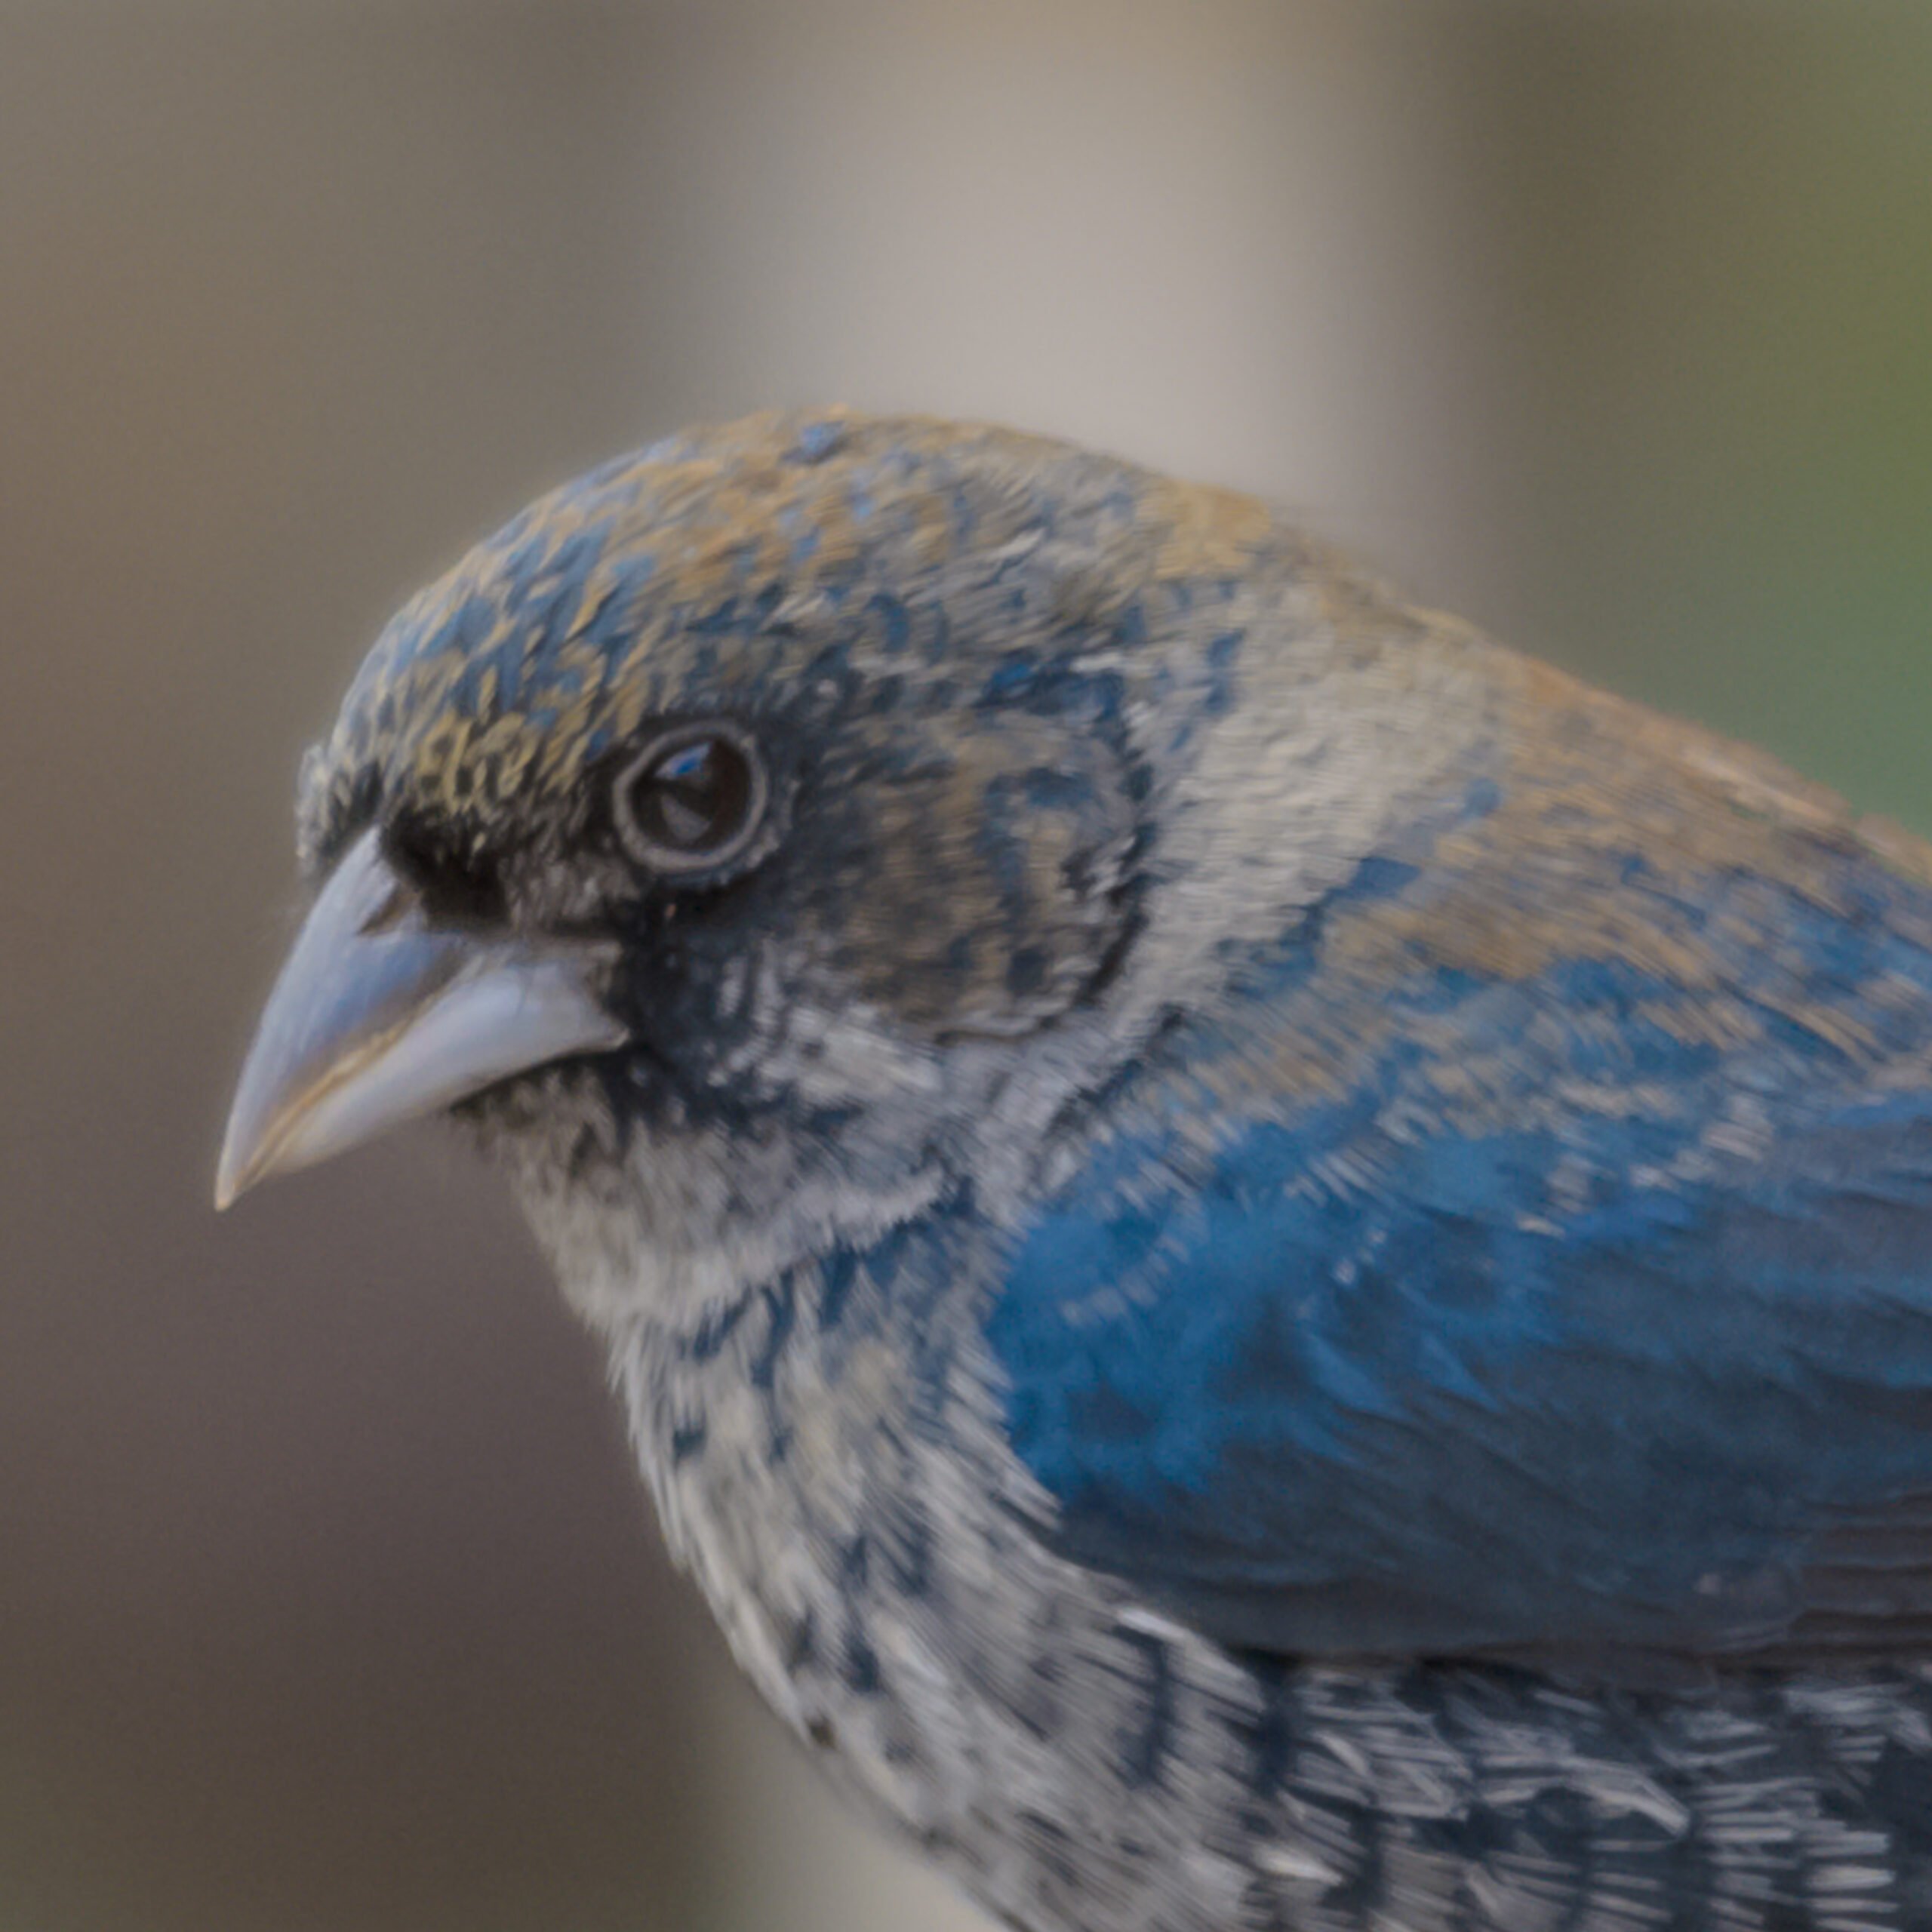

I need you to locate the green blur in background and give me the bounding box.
[0,4,1926,1930]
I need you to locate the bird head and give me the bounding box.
[219,408,1461,1322]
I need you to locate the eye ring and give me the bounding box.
[613,721,770,876]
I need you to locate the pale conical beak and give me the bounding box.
[216,827,629,1209]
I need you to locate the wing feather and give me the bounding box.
[984,817,1932,1672]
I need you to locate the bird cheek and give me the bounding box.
[832,722,1137,1041]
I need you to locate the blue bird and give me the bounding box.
[221,409,1932,1931]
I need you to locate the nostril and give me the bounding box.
[380,818,508,928]
[355,876,414,937]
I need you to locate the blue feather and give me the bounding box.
[986,850,1932,1665]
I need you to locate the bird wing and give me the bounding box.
[983,707,1932,1670]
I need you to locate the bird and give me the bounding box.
[219,406,1932,1932]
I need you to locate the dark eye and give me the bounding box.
[614,723,768,874]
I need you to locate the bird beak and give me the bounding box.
[215,827,629,1209]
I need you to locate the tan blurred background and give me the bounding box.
[2,3,1927,1927]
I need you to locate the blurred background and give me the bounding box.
[2,2,1927,1927]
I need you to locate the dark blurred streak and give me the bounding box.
[1447,2,1932,820]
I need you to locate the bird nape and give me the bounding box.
[220,408,1932,1932]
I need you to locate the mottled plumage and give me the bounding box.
[227,409,1932,1930]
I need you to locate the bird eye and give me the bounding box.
[614,723,768,874]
